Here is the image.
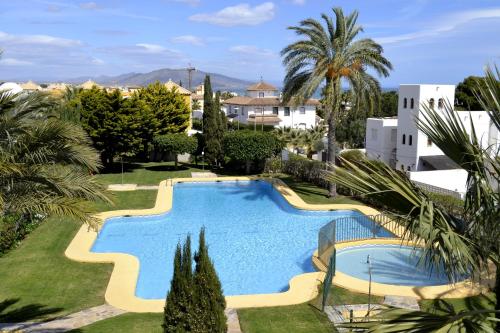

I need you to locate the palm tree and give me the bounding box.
[328,65,500,332]
[281,7,392,196]
[0,90,110,229]
[300,125,326,159]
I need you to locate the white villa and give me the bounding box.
[365,84,499,197]
[223,81,320,129]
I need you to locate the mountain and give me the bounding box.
[66,68,255,92]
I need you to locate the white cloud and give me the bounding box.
[0,31,82,47]
[135,43,169,53]
[189,2,275,26]
[376,7,500,44]
[229,45,276,57]
[166,0,200,7]
[79,2,100,10]
[171,35,205,46]
[91,57,105,65]
[0,58,34,66]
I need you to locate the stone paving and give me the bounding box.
[0,305,242,333]
[191,172,217,178]
[383,295,420,310]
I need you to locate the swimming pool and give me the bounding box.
[91,180,394,299]
[336,244,465,286]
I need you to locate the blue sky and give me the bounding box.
[0,0,499,87]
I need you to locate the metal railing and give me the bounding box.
[318,214,405,264]
[412,180,463,199]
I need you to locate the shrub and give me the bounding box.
[153,133,197,168]
[0,214,41,255]
[223,130,283,174]
[192,118,203,131]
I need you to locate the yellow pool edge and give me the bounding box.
[64,176,481,312]
[312,238,485,300]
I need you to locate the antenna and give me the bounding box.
[187,64,196,91]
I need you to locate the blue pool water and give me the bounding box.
[336,244,463,286]
[91,180,394,299]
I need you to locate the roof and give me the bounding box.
[247,114,282,124]
[419,155,460,170]
[80,80,101,90]
[247,81,278,91]
[224,96,320,107]
[47,83,68,90]
[20,80,41,90]
[164,79,192,95]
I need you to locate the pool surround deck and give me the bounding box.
[65,176,481,312]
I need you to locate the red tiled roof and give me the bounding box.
[246,81,278,91]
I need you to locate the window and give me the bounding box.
[427,136,432,147]
[390,129,397,142]
[407,166,411,171]
[402,134,406,145]
[410,98,414,109]
[272,107,279,115]
[258,92,264,98]
[241,107,245,116]
[403,98,407,108]
[299,123,306,129]
[234,107,239,115]
[438,98,444,109]
[299,107,305,114]
[371,128,378,140]
[255,107,263,116]
[284,107,290,116]
[401,164,405,171]
[409,135,413,146]
[429,98,435,110]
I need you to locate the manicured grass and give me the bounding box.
[420,292,496,314]
[74,313,163,333]
[238,304,334,333]
[277,175,362,205]
[0,191,157,322]
[95,161,207,185]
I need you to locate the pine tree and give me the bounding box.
[192,228,227,333]
[202,75,220,166]
[163,243,185,332]
[214,91,226,166]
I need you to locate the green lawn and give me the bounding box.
[277,175,362,205]
[0,191,157,323]
[420,292,496,314]
[73,313,163,333]
[95,161,207,185]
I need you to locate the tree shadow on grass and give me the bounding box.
[145,165,189,172]
[99,162,143,175]
[0,298,63,323]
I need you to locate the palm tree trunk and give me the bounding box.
[327,114,337,197]
[325,77,340,197]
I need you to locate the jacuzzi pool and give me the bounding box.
[336,244,465,286]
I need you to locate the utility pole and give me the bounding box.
[187,64,195,91]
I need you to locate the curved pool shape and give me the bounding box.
[336,244,464,286]
[91,181,394,299]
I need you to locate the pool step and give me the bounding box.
[383,295,420,310]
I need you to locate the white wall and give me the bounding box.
[365,118,398,166]
[225,104,317,128]
[248,90,277,98]
[409,169,468,195]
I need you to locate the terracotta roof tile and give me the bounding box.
[246,81,278,91]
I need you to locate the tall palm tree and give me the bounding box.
[0,90,110,229]
[328,65,500,332]
[281,7,392,196]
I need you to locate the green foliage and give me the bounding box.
[191,118,202,131]
[455,76,489,110]
[339,149,366,163]
[202,76,224,166]
[135,81,191,157]
[0,90,110,228]
[0,215,41,255]
[281,154,330,188]
[377,91,398,117]
[227,121,275,132]
[153,133,197,167]
[223,131,283,173]
[192,228,227,333]
[163,230,226,333]
[281,7,392,195]
[79,87,141,166]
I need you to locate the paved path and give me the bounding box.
[0,305,242,333]
[383,295,420,310]
[0,304,125,332]
[191,172,217,178]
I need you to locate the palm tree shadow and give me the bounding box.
[0,298,63,323]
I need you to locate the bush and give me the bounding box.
[0,214,41,255]
[192,118,203,131]
[227,122,275,132]
[339,149,366,164]
[223,130,283,174]
[153,133,197,168]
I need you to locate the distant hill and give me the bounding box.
[66,68,255,92]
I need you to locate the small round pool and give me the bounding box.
[336,244,464,286]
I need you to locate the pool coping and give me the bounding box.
[66,176,388,312]
[312,239,484,299]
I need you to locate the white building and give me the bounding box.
[223,81,320,129]
[366,84,499,197]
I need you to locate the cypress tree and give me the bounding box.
[163,243,185,332]
[214,91,226,166]
[202,75,219,167]
[192,228,227,333]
